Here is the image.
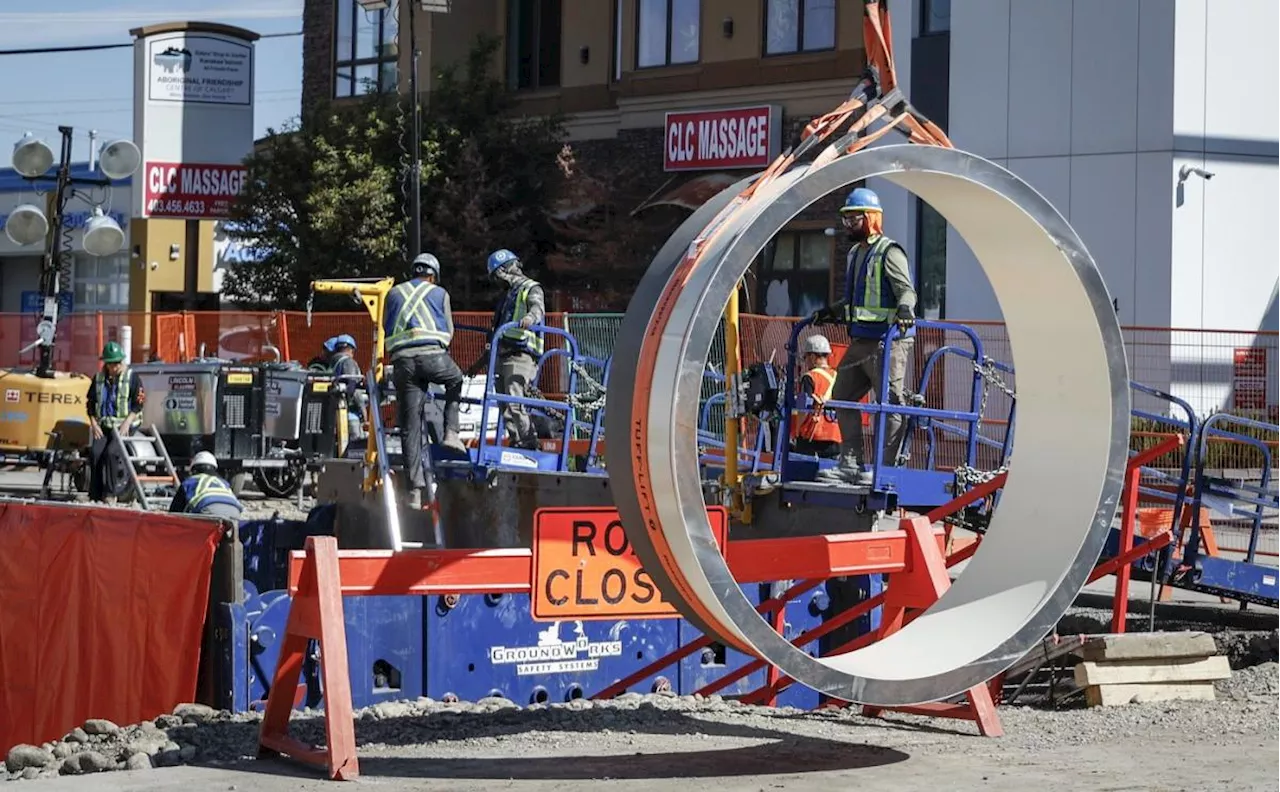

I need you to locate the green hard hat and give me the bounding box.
[101,341,125,363]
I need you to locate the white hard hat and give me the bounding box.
[803,334,832,355]
[191,451,219,470]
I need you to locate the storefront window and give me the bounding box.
[72,253,129,312]
[507,0,563,90]
[922,0,951,35]
[764,0,836,56]
[637,0,700,69]
[916,198,946,319]
[334,0,399,98]
[755,230,832,317]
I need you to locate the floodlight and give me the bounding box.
[97,138,141,181]
[11,133,54,178]
[82,207,126,257]
[3,203,49,246]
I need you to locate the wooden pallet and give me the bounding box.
[1073,632,1230,707]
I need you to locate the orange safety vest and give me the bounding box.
[791,366,842,443]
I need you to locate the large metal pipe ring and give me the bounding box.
[605,144,1131,707]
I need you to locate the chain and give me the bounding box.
[953,464,1009,487]
[394,71,413,263]
[566,359,608,413]
[305,293,315,327]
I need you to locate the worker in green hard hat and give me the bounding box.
[84,341,146,503]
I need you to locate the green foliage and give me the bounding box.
[1131,414,1277,471]
[224,34,567,311]
[418,34,568,309]
[224,95,416,308]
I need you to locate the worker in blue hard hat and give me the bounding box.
[308,337,338,371]
[85,341,146,504]
[328,334,368,443]
[486,248,545,451]
[383,252,466,509]
[810,186,917,486]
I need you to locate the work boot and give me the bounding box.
[406,487,423,510]
[816,453,873,487]
[441,429,466,455]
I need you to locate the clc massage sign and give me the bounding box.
[663,105,782,172]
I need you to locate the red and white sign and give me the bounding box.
[663,105,781,172]
[142,161,248,220]
[1231,347,1270,412]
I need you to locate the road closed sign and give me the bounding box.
[531,506,729,621]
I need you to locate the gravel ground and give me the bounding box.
[4,491,1276,790]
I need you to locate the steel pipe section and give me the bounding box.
[606,144,1131,706]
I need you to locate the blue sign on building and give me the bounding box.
[21,291,74,316]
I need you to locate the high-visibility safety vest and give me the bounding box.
[497,279,544,357]
[385,279,452,355]
[93,368,133,430]
[791,366,842,443]
[844,235,911,336]
[182,473,242,514]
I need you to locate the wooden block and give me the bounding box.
[1081,631,1217,662]
[1084,681,1217,707]
[1073,655,1231,686]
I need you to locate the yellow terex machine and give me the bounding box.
[0,126,139,494]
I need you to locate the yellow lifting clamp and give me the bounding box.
[308,276,396,495]
[722,278,752,525]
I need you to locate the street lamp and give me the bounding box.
[2,126,141,376]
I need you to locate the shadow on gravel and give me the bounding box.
[203,707,909,781]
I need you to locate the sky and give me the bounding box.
[0,1,304,165]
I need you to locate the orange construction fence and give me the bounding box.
[0,502,223,755]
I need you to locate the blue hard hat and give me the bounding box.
[840,187,882,213]
[334,334,357,350]
[486,248,519,276]
[323,336,338,353]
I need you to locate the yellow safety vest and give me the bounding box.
[386,280,452,354]
[846,235,899,324]
[499,280,544,356]
[93,368,132,430]
[185,473,240,513]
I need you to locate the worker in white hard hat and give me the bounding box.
[790,334,842,459]
[168,451,244,520]
[383,252,467,510]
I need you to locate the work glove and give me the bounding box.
[519,315,535,329]
[895,304,916,333]
[810,305,841,326]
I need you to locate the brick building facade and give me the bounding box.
[300,1,942,314]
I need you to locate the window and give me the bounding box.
[611,0,624,82]
[507,0,562,91]
[921,0,951,35]
[764,0,836,56]
[637,0,700,69]
[915,199,946,319]
[755,230,833,317]
[334,0,399,98]
[72,253,129,312]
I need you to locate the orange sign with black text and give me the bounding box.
[531,507,729,621]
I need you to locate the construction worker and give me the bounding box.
[487,248,544,450]
[811,187,917,486]
[84,341,146,503]
[168,451,243,519]
[329,334,367,442]
[308,337,337,371]
[383,252,466,509]
[790,334,842,459]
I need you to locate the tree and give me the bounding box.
[224,95,434,308]
[419,34,568,309]
[225,35,568,312]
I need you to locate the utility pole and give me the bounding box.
[408,0,421,261]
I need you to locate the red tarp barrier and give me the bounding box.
[0,503,222,753]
